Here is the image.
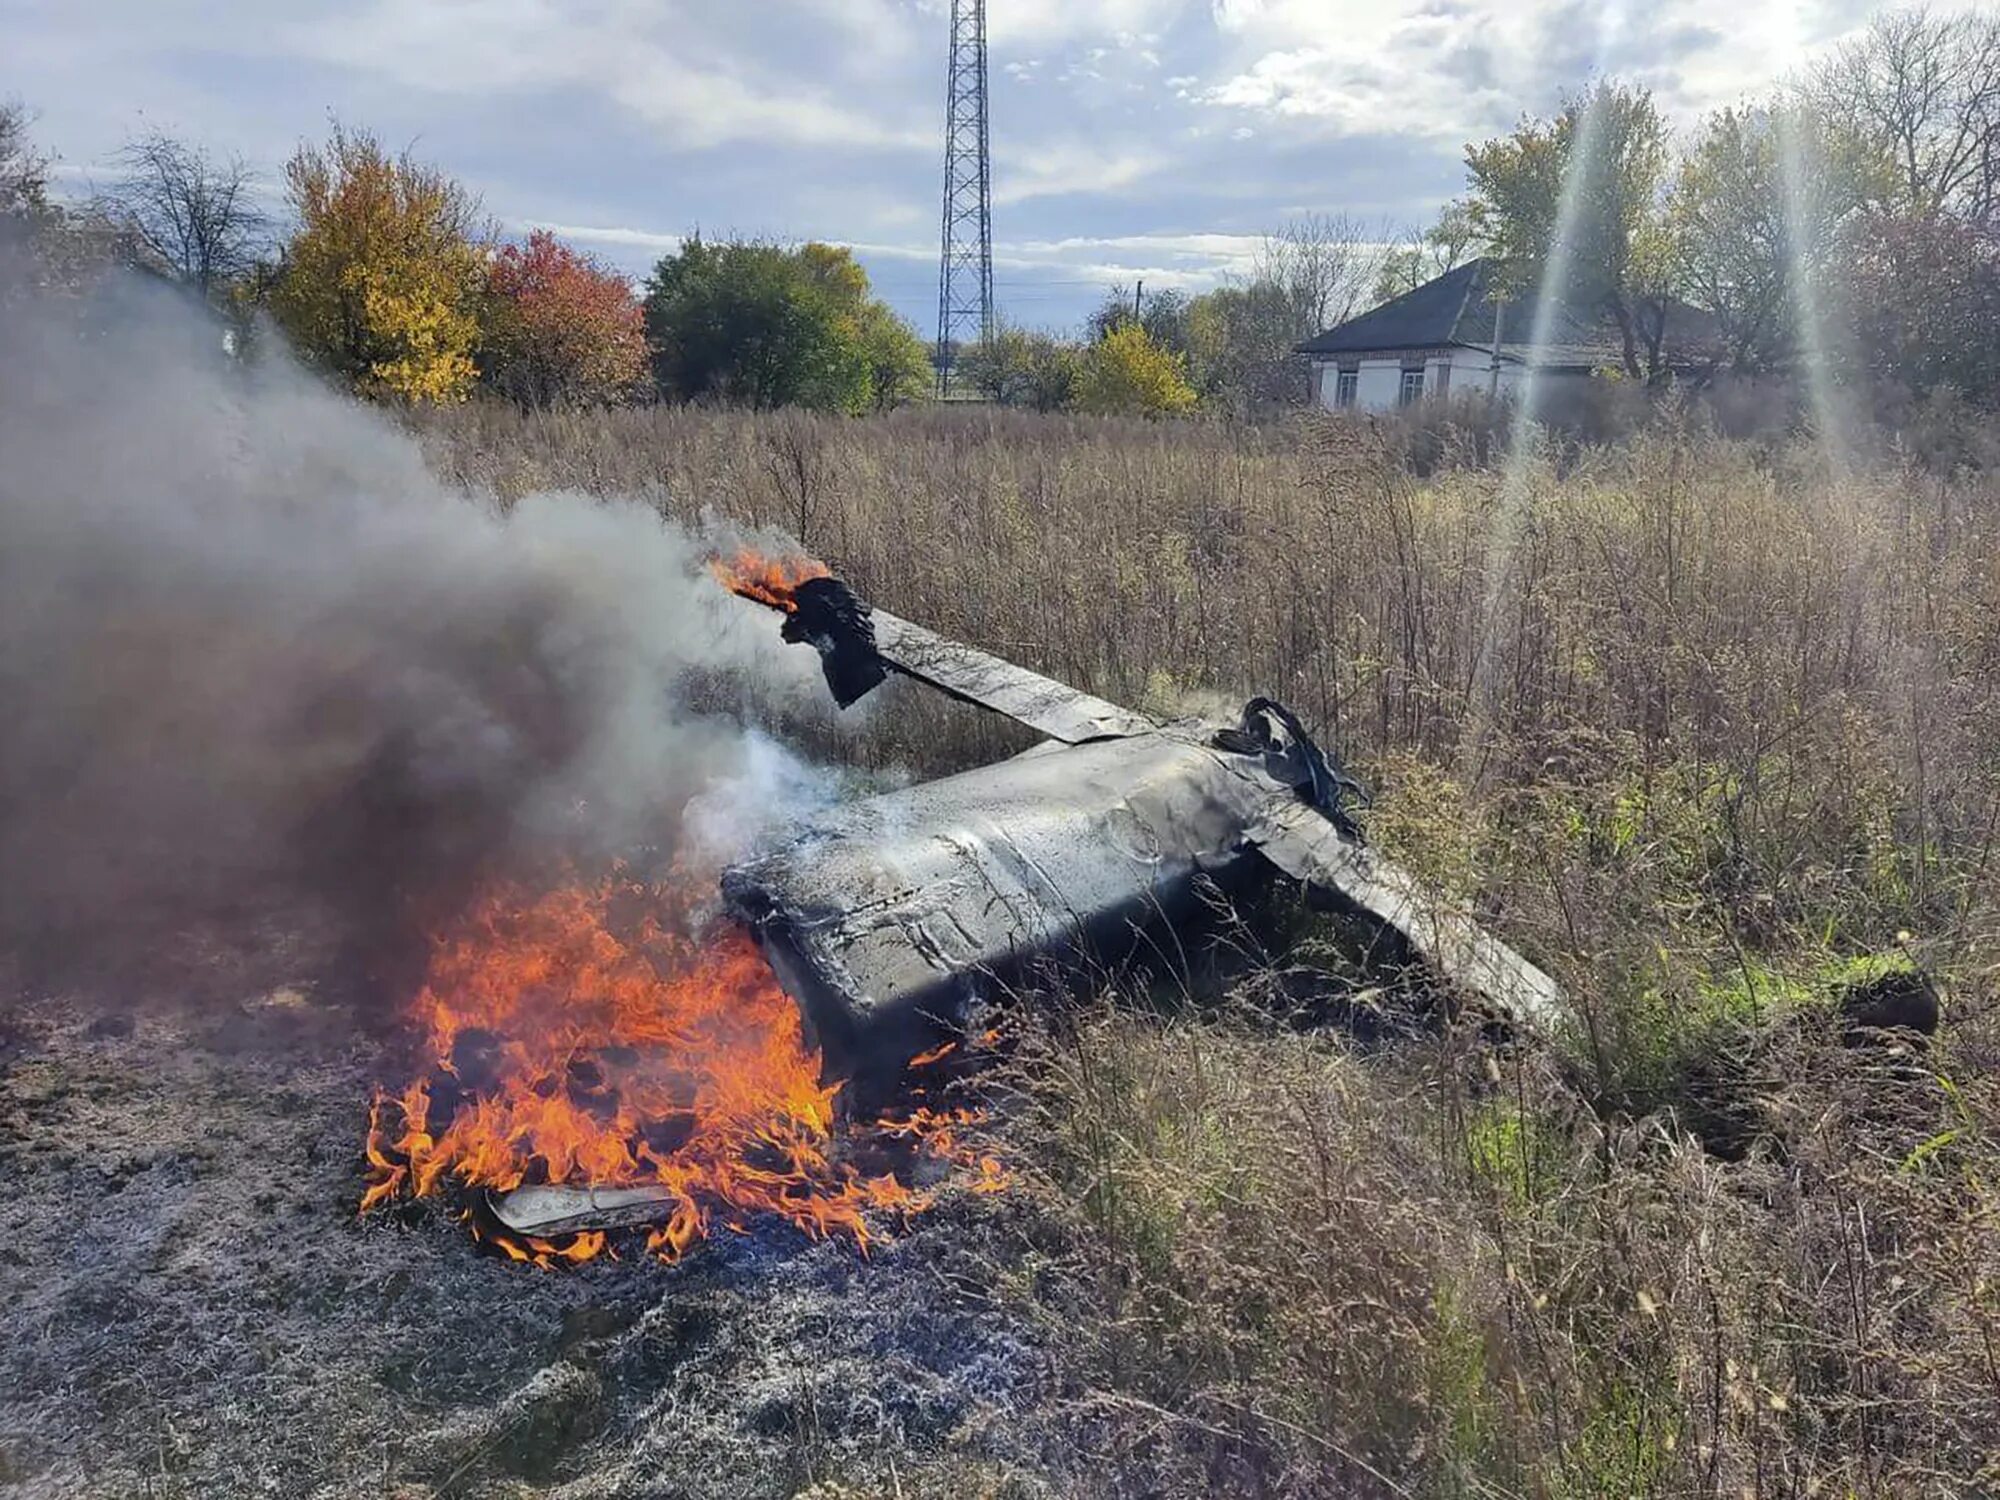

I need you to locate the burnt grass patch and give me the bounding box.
[0,916,1069,1499]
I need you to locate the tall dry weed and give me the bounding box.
[411,399,2000,1496]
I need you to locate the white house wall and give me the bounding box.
[1441,347,1522,399]
[1311,348,1524,413]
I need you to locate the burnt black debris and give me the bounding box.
[781,576,887,709]
[1841,963,1941,1039]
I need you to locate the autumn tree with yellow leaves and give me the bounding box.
[271,127,485,403]
[1074,322,1198,417]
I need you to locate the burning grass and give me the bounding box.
[361,872,996,1267]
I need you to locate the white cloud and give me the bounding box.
[986,0,1188,47]
[830,237,936,261]
[998,257,1224,292]
[992,144,1167,205]
[520,221,684,253]
[1210,0,1268,31]
[280,0,931,153]
[1203,43,1435,136]
[1194,0,1884,141]
[1006,231,1264,264]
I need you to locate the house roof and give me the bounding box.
[1294,257,1719,369]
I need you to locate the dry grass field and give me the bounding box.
[7,378,1997,1498]
[394,398,2000,1498]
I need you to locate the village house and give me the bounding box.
[1297,257,1719,413]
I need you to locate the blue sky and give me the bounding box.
[5,0,1921,334]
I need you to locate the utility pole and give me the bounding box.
[934,0,993,397]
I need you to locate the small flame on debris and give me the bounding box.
[361,873,1000,1267]
[708,548,830,613]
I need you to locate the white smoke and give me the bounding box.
[0,265,833,977]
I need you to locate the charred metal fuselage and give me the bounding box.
[721,573,1564,1080]
[725,728,1282,1080]
[490,568,1564,1240]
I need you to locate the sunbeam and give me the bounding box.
[1773,72,1854,474]
[1460,0,1630,785]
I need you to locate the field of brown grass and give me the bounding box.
[402,399,2000,1498]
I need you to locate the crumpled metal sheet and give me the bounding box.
[1244,798,1564,1031]
[724,712,1564,1078]
[869,608,1156,745]
[490,1183,684,1237]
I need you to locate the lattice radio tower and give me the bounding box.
[934,0,993,395]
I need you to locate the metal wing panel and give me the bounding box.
[1244,799,1565,1030]
[491,1183,683,1237]
[870,609,1155,744]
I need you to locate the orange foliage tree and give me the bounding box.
[481,230,648,407]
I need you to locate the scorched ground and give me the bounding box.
[0,904,1060,1499]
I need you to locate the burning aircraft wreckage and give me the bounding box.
[364,553,1562,1261]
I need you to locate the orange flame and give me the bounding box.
[361,873,998,1266]
[708,547,830,613]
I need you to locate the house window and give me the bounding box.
[1399,367,1426,406]
[1335,368,1359,408]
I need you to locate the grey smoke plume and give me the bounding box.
[0,269,830,980]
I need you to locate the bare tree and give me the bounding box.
[1423,199,1479,275]
[1807,8,2000,222]
[96,130,267,297]
[1372,242,1427,304]
[1371,201,1482,305]
[1253,212,1385,339]
[0,98,50,220]
[0,98,122,296]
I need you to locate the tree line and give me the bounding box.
[1451,5,1999,406]
[0,115,931,412]
[957,215,1388,418]
[4,6,1995,420]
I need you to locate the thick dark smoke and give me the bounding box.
[0,269,830,991]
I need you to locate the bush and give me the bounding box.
[480,229,647,408]
[1075,324,1198,417]
[959,324,1081,412]
[641,237,926,415]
